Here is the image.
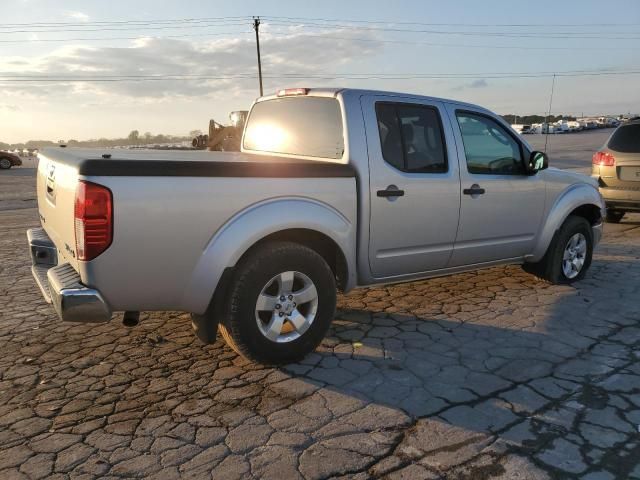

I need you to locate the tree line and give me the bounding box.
[1,130,202,151]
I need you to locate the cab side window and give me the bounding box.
[456,112,525,175]
[376,103,447,173]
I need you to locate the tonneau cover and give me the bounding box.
[40,148,355,178]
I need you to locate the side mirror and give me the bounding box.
[527,151,549,174]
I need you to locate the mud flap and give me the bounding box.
[191,312,219,344]
[190,267,234,344]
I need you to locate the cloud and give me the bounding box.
[0,31,382,102]
[451,78,489,92]
[468,79,488,88]
[67,11,90,22]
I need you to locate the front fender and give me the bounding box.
[529,183,605,262]
[181,197,356,314]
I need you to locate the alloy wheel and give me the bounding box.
[255,271,319,343]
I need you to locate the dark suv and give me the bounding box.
[0,151,23,170]
[592,118,640,222]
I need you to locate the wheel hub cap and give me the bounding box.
[255,271,319,343]
[562,233,587,279]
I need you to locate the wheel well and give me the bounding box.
[569,204,602,226]
[241,229,349,292]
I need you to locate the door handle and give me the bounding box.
[377,186,405,198]
[463,184,485,196]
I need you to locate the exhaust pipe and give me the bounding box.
[122,311,140,327]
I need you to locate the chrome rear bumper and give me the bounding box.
[27,228,111,323]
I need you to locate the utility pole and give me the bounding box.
[253,16,263,97]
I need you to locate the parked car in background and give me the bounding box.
[0,150,22,169]
[567,121,582,132]
[28,87,604,364]
[592,117,640,222]
[511,124,532,135]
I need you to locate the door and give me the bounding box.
[362,95,461,278]
[446,106,546,266]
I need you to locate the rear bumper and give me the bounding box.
[599,186,640,211]
[27,228,111,323]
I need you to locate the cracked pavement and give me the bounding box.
[1,168,639,479]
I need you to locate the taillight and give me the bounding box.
[592,151,615,166]
[276,88,309,97]
[74,181,112,261]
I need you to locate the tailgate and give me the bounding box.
[616,152,640,183]
[36,153,81,271]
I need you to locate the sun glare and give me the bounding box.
[244,123,289,152]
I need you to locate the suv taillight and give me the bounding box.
[74,181,113,261]
[592,151,615,166]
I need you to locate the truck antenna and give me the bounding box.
[253,16,263,97]
[543,74,556,153]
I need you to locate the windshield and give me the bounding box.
[243,97,344,159]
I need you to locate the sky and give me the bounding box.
[1,0,639,143]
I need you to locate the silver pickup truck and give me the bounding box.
[28,87,604,364]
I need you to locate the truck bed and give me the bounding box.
[36,148,358,314]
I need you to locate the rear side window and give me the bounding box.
[243,97,344,159]
[608,124,640,153]
[375,102,447,173]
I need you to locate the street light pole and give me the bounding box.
[253,17,263,97]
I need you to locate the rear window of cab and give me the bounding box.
[243,97,344,159]
[608,123,640,153]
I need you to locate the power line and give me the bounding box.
[2,67,634,78]
[2,17,638,39]
[2,30,634,51]
[261,15,640,28]
[0,16,251,28]
[264,19,640,39]
[1,69,639,82]
[0,31,251,43]
[0,21,250,34]
[7,28,636,49]
[4,14,638,28]
[263,32,639,51]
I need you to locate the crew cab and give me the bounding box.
[28,88,605,364]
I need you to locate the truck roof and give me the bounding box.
[257,87,488,112]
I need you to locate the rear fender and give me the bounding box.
[182,197,356,314]
[529,184,605,262]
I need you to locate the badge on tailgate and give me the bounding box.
[46,162,56,203]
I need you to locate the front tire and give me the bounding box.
[523,215,593,284]
[219,241,336,364]
[0,158,12,169]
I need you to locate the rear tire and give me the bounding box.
[219,241,336,364]
[0,158,12,169]
[523,215,593,284]
[605,210,625,223]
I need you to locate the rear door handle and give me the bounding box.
[377,186,405,198]
[463,184,485,196]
